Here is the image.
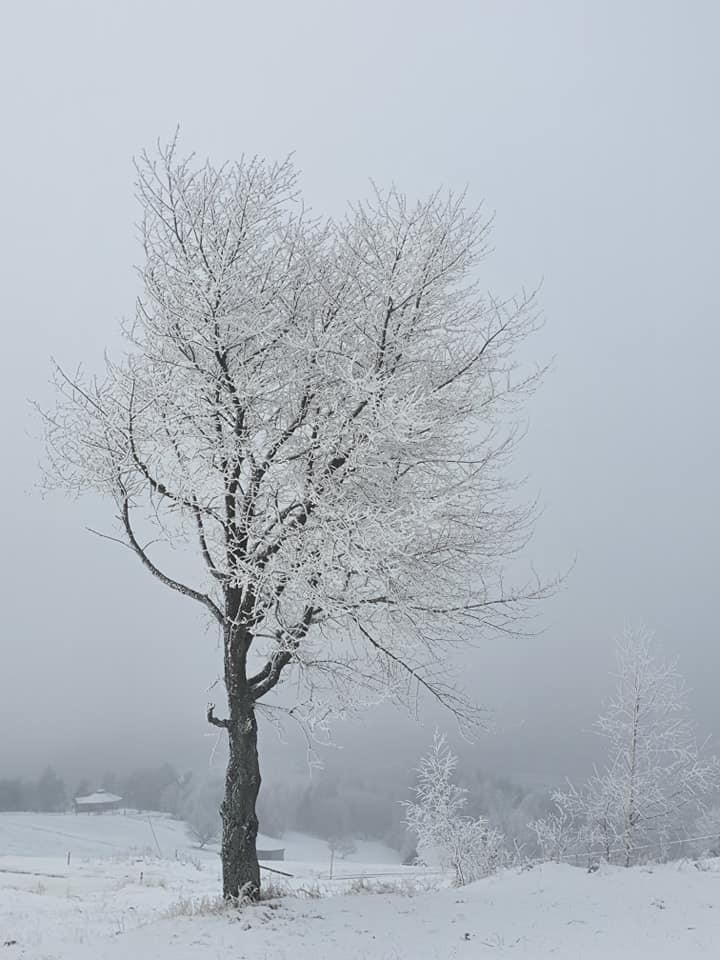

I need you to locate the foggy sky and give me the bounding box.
[1,1,718,786]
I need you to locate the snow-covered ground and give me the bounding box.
[0,811,398,865]
[2,813,720,958]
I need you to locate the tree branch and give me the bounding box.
[127,384,222,524]
[120,497,223,622]
[193,502,226,581]
[206,703,229,729]
[356,621,480,726]
[249,649,294,700]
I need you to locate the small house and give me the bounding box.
[73,789,123,814]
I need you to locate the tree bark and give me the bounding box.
[221,703,261,900]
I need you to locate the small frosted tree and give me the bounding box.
[327,835,357,859]
[550,626,718,866]
[404,733,504,884]
[529,797,587,864]
[42,137,547,898]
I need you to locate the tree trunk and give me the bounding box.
[221,703,261,900]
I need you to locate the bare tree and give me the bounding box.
[42,138,547,898]
[182,777,223,849]
[327,835,357,860]
[551,626,718,866]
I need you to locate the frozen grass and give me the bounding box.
[162,894,230,918]
[345,876,439,896]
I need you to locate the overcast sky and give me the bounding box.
[1,0,718,786]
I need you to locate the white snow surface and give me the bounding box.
[2,813,720,958]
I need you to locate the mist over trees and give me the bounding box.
[0,764,180,815]
[0,749,553,869]
[0,767,66,813]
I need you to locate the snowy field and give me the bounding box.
[2,813,720,958]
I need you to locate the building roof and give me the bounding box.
[74,791,123,805]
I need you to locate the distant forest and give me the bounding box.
[0,761,553,858]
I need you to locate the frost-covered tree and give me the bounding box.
[42,138,546,898]
[551,626,718,866]
[327,834,357,877]
[327,835,357,859]
[182,777,223,849]
[404,733,504,884]
[529,798,587,864]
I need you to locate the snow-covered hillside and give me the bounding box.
[2,813,720,958]
[0,811,398,865]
